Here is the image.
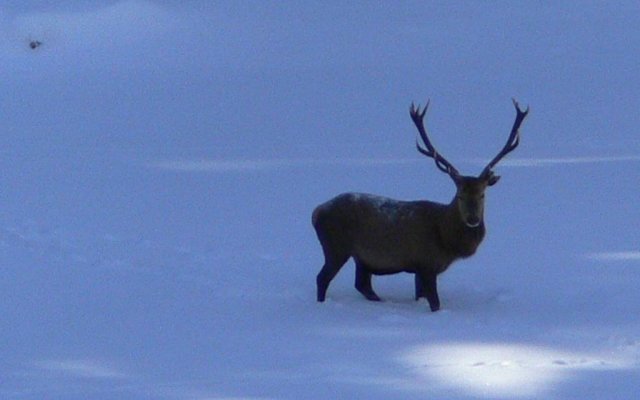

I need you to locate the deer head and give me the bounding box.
[410,99,529,228]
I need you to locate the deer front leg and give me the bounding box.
[417,270,440,312]
[354,260,382,301]
[414,273,425,300]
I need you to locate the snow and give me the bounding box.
[1,1,640,399]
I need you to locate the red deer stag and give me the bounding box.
[313,99,529,311]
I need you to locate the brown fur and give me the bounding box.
[313,176,491,312]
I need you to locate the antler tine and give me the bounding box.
[410,100,460,178]
[481,98,529,177]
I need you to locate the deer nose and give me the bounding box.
[465,215,481,228]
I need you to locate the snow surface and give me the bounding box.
[1,1,639,399]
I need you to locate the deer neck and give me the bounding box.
[439,197,486,258]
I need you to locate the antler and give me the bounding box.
[410,101,460,179]
[480,99,529,179]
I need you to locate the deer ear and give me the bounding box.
[487,174,500,186]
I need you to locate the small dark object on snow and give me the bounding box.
[30,40,42,50]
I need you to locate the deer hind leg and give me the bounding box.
[354,259,382,302]
[316,244,350,302]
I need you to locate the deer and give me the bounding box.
[312,99,529,312]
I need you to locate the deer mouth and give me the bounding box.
[465,216,481,228]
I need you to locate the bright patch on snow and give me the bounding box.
[150,158,416,173]
[151,155,640,173]
[586,251,640,261]
[494,155,640,167]
[399,343,631,398]
[33,359,127,379]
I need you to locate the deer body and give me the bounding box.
[314,99,528,312]
[314,193,484,270]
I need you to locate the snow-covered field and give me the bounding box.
[1,2,639,399]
